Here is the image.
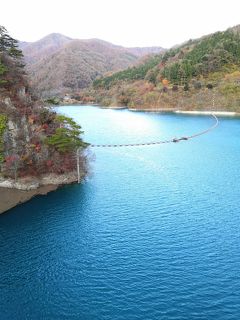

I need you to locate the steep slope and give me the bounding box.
[19,34,164,97]
[91,25,240,111]
[0,27,88,183]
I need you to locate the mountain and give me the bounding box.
[19,34,164,98]
[91,25,240,112]
[18,33,72,64]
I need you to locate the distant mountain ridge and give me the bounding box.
[19,33,164,97]
[19,33,72,64]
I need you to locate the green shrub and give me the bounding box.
[45,115,89,152]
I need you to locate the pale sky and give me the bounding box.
[1,0,240,48]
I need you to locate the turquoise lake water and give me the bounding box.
[1,106,240,319]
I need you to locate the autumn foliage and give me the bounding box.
[0,26,89,180]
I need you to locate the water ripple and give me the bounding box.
[1,107,240,319]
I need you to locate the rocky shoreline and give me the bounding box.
[1,107,237,215]
[0,172,79,214]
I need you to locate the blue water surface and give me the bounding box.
[1,106,240,320]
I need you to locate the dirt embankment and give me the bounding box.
[0,172,79,214]
[0,185,58,214]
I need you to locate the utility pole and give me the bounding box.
[77,147,81,184]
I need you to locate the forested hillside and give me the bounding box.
[91,26,240,111]
[0,26,88,180]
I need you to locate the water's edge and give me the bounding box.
[0,172,80,214]
[0,185,59,214]
[57,102,240,116]
[0,106,226,214]
[1,105,240,320]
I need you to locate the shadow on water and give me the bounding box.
[0,182,92,229]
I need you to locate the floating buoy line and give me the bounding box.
[90,114,219,148]
[76,106,219,183]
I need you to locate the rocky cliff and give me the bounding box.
[0,27,89,213]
